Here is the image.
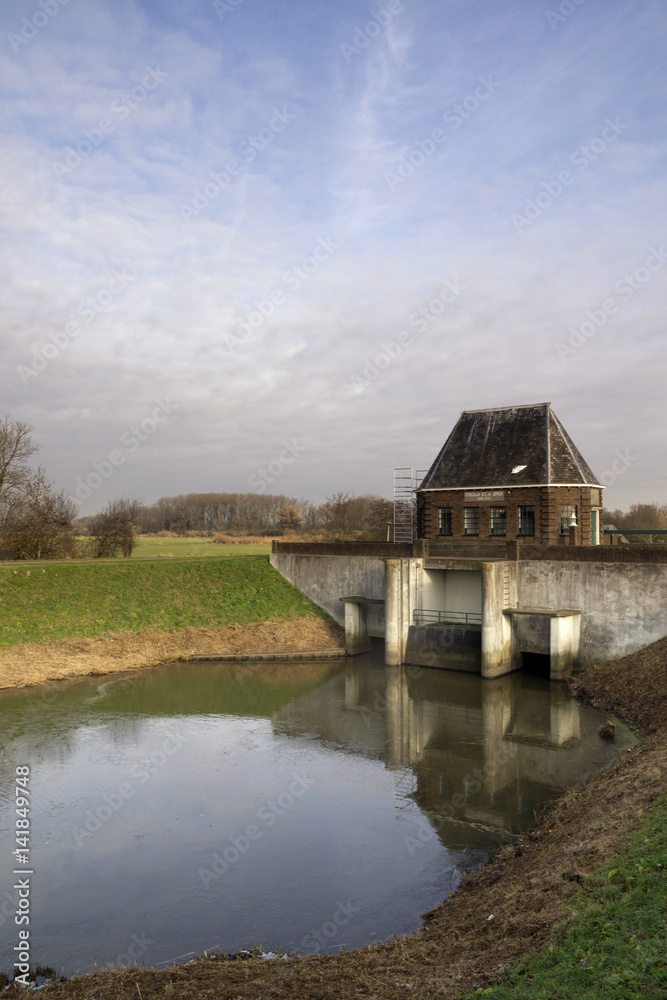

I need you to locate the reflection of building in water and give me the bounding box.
[272,659,620,851]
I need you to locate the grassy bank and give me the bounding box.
[463,798,667,999]
[0,555,324,646]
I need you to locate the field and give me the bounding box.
[0,555,324,646]
[117,537,272,559]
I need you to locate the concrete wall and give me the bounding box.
[517,560,667,661]
[421,568,482,613]
[404,624,481,672]
[445,569,482,613]
[271,549,667,670]
[270,553,386,635]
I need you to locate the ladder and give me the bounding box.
[392,468,426,542]
[393,767,418,820]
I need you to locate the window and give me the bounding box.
[490,506,506,536]
[439,772,453,799]
[438,507,453,535]
[518,506,535,536]
[559,505,577,535]
[417,506,425,538]
[463,507,479,535]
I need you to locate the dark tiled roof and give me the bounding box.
[418,403,601,490]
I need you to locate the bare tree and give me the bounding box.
[604,503,667,543]
[5,468,77,560]
[318,492,363,541]
[277,504,304,533]
[90,497,144,558]
[0,416,39,530]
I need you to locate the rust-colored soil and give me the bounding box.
[0,618,345,691]
[4,636,667,999]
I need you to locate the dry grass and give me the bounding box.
[211,533,280,544]
[0,617,345,691]
[4,635,667,999]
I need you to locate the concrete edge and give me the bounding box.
[178,649,347,662]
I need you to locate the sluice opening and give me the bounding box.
[520,652,551,678]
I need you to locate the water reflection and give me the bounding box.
[0,648,629,978]
[273,651,627,849]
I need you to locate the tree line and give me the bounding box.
[0,416,395,560]
[114,490,395,540]
[3,414,665,560]
[603,504,667,543]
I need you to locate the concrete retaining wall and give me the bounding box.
[270,548,667,669]
[270,553,386,635]
[404,624,481,672]
[518,560,667,662]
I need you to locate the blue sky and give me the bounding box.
[1,0,665,513]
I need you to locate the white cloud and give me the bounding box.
[0,0,665,513]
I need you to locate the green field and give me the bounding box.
[119,537,271,559]
[0,555,324,646]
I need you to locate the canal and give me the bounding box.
[0,643,630,978]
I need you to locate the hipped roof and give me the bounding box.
[418,403,602,491]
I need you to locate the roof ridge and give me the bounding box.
[549,409,592,484]
[460,402,550,415]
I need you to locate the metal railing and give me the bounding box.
[602,528,667,536]
[412,608,482,627]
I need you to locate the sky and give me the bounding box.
[1,0,666,515]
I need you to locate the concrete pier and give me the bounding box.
[340,596,384,655]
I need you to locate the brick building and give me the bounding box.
[416,403,604,546]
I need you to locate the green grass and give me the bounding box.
[129,537,271,559]
[469,798,667,1000]
[0,556,325,646]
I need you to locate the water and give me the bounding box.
[0,644,630,978]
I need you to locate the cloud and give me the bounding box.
[0,0,665,513]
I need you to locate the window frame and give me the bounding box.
[518,505,535,537]
[489,506,507,536]
[437,506,453,536]
[463,506,479,536]
[559,504,578,536]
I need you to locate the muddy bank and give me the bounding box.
[0,617,345,691]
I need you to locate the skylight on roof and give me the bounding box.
[511,464,527,474]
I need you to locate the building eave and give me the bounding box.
[416,483,605,492]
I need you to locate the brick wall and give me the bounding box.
[420,486,602,546]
